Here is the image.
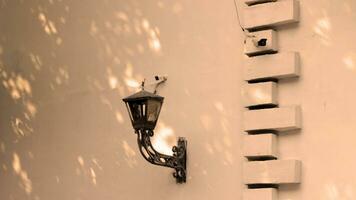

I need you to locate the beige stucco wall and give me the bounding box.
[0,0,356,200]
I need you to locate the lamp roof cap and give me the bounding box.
[122,89,164,102]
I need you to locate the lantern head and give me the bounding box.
[122,90,164,131]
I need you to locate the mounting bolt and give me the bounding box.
[252,38,268,47]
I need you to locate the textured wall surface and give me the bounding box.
[0,0,244,200]
[0,0,356,200]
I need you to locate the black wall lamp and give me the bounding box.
[122,77,187,183]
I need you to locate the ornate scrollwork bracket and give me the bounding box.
[135,128,187,183]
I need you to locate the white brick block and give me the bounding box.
[243,160,301,184]
[243,134,277,159]
[243,188,277,200]
[242,82,277,108]
[243,106,301,132]
[244,29,277,57]
[244,52,300,81]
[243,0,299,30]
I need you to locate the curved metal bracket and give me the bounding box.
[135,129,187,183]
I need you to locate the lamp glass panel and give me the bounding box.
[125,103,133,122]
[147,99,162,122]
[129,101,144,121]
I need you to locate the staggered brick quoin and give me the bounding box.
[241,0,301,199]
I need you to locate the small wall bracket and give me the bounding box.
[136,128,187,183]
